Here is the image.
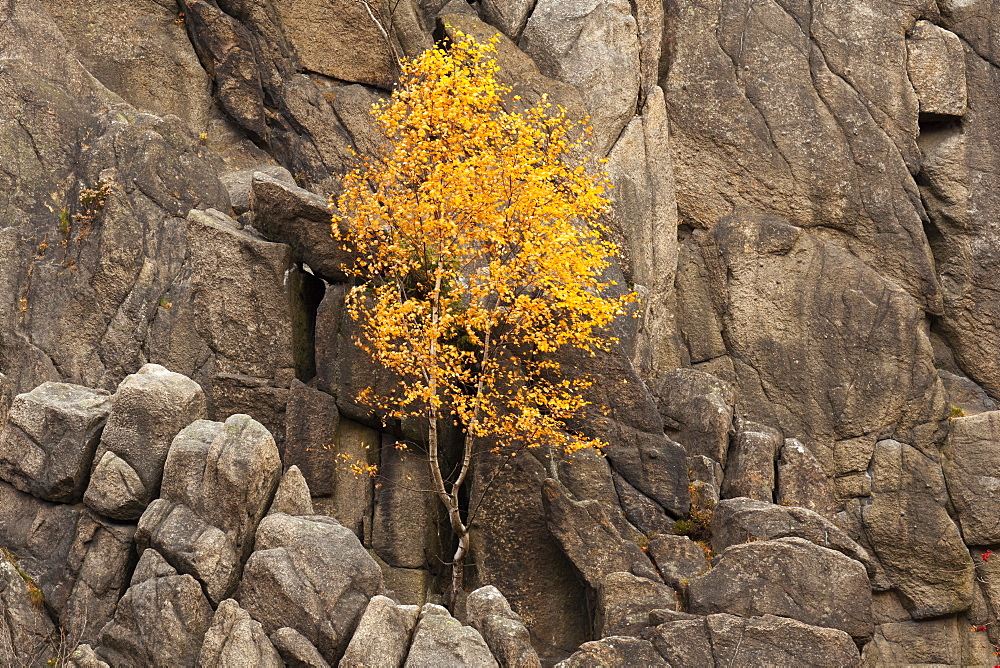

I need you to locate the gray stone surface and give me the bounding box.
[519,0,640,156]
[271,627,331,668]
[557,636,664,667]
[688,537,873,641]
[862,439,974,618]
[861,614,994,667]
[250,173,353,281]
[85,364,206,520]
[541,478,659,589]
[646,534,710,590]
[269,465,314,517]
[340,595,419,668]
[94,549,214,667]
[0,557,55,666]
[721,420,781,502]
[653,614,861,668]
[775,438,837,518]
[653,368,734,465]
[466,586,541,668]
[906,20,967,117]
[403,605,499,668]
[221,166,294,215]
[595,571,676,638]
[197,598,283,668]
[943,411,1000,545]
[711,497,877,577]
[0,381,110,503]
[238,513,383,663]
[692,214,946,474]
[136,414,281,604]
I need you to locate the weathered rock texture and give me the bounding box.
[2,0,1000,662]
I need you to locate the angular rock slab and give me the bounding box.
[238,513,383,663]
[652,613,861,667]
[340,595,419,668]
[268,465,314,517]
[270,627,331,668]
[688,537,873,641]
[596,571,677,638]
[721,420,781,502]
[0,381,110,503]
[862,439,974,618]
[943,411,1000,545]
[85,364,206,520]
[197,598,283,668]
[906,20,967,117]
[94,549,214,667]
[557,636,664,667]
[710,497,877,577]
[250,173,352,282]
[466,586,541,668]
[404,604,499,668]
[137,414,281,603]
[653,368,734,466]
[0,558,56,666]
[541,478,660,590]
[775,438,837,518]
[646,534,709,590]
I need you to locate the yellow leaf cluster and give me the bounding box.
[331,33,634,455]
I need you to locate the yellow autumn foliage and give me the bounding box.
[332,33,631,455]
[331,32,634,600]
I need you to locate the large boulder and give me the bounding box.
[136,414,281,604]
[557,636,664,667]
[84,364,206,520]
[942,411,1000,545]
[197,599,283,668]
[403,604,499,668]
[0,381,110,502]
[238,513,384,663]
[466,586,541,668]
[595,571,677,638]
[541,478,660,589]
[652,613,861,667]
[688,537,874,641]
[861,439,974,617]
[711,497,877,577]
[249,173,352,281]
[340,595,419,668]
[94,549,214,667]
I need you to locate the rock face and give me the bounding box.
[862,439,974,618]
[136,414,281,603]
[238,513,384,663]
[0,382,110,502]
[3,0,1000,661]
[404,604,499,668]
[197,599,283,668]
[943,411,1000,545]
[85,364,206,520]
[652,614,861,667]
[688,537,874,641]
[95,549,215,667]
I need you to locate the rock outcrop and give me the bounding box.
[2,0,1000,662]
